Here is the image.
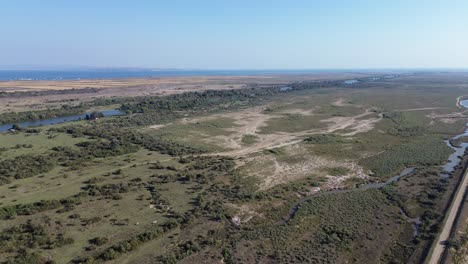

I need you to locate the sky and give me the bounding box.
[0,0,467,69]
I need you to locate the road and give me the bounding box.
[428,167,468,264]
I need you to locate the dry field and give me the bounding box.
[0,73,368,113]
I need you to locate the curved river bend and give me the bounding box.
[281,99,468,225]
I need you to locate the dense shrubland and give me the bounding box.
[0,104,85,124]
[360,136,452,178]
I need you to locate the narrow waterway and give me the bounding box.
[0,109,124,132]
[280,99,468,226]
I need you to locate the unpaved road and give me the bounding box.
[428,167,468,264]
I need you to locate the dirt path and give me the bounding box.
[213,109,378,157]
[428,168,468,264]
[396,107,440,112]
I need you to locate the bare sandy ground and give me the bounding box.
[208,108,379,157]
[241,144,369,190]
[0,73,369,113]
[0,73,366,91]
[150,104,381,158]
[148,103,381,191]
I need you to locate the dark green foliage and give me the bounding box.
[89,237,109,246]
[4,250,50,264]
[0,154,55,183]
[84,111,104,120]
[156,239,203,264]
[326,167,349,176]
[53,124,202,156]
[238,190,399,263]
[0,104,85,124]
[304,134,344,144]
[0,220,74,255]
[0,194,84,220]
[359,136,452,177]
[388,126,426,137]
[384,112,427,137]
[76,228,163,263]
[0,88,98,98]
[82,181,142,199]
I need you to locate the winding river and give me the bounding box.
[280,99,468,227]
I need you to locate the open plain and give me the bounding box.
[1,72,468,263]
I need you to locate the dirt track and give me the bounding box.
[428,168,468,264]
[212,108,380,157]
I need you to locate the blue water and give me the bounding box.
[0,109,124,132]
[0,69,339,81]
[461,100,468,108]
[344,79,359,84]
[441,99,468,175]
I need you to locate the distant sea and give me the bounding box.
[0,69,339,81]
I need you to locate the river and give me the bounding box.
[0,109,124,132]
[280,99,468,225]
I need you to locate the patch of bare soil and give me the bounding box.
[427,110,468,124]
[396,107,440,112]
[239,144,369,191]
[227,204,264,226]
[212,108,380,157]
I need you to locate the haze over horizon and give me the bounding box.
[1,0,467,70]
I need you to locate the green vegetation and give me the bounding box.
[241,134,259,145]
[304,134,344,144]
[259,113,326,134]
[360,136,452,178]
[326,166,350,176]
[0,73,465,263]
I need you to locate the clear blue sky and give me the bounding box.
[1,0,467,69]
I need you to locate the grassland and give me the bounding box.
[1,72,468,263]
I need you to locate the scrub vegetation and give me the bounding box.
[0,73,467,263]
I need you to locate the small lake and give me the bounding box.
[460,100,468,108]
[343,79,359,85]
[0,109,124,132]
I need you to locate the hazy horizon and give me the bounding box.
[1,1,468,69]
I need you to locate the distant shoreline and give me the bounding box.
[0,68,423,81]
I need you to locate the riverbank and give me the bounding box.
[0,109,124,132]
[426,99,468,263]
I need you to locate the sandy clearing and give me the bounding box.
[0,73,369,91]
[239,144,369,190]
[210,108,379,157]
[426,109,468,124]
[331,98,346,107]
[342,113,383,136]
[147,105,380,158]
[227,204,264,226]
[148,124,168,130]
